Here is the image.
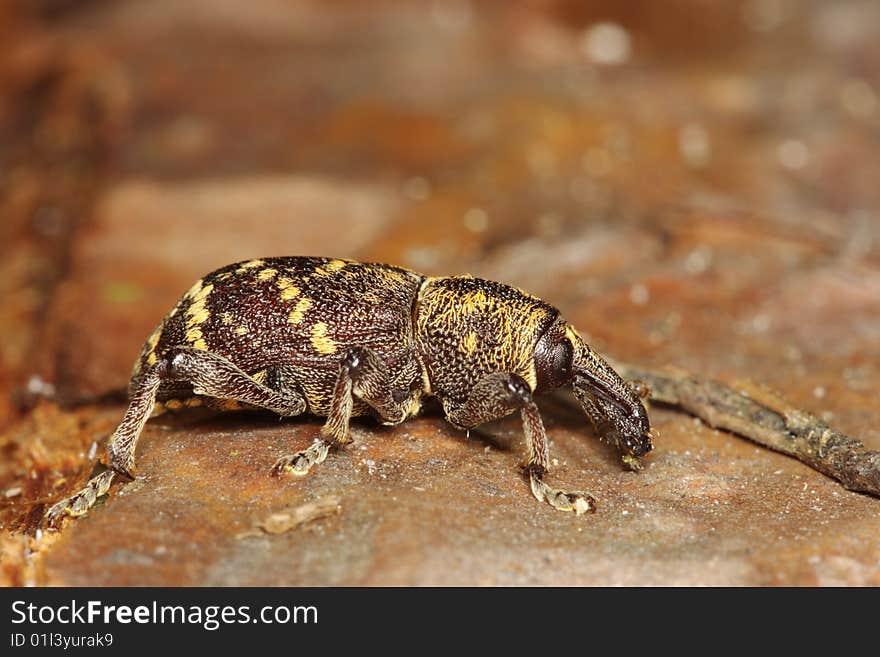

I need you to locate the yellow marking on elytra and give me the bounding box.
[312,259,347,278]
[220,312,234,325]
[310,322,338,354]
[326,259,347,272]
[257,268,278,281]
[184,283,214,349]
[288,297,312,325]
[193,284,213,302]
[185,325,209,351]
[565,325,581,346]
[217,272,232,281]
[251,369,268,385]
[234,325,249,335]
[144,326,162,366]
[462,331,478,356]
[235,259,265,274]
[277,275,300,299]
[184,278,204,299]
[187,304,210,326]
[278,279,301,300]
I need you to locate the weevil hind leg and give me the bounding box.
[45,348,308,528]
[445,371,595,515]
[166,347,306,418]
[273,346,418,478]
[44,361,167,528]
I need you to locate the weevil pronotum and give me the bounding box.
[46,256,653,525]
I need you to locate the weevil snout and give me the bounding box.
[558,325,654,460]
[620,427,653,457]
[626,403,653,456]
[599,399,653,457]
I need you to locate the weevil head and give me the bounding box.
[534,319,653,458]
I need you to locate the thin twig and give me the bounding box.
[612,362,880,497]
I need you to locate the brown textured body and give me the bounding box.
[137,257,424,418]
[47,255,652,525]
[136,257,573,425]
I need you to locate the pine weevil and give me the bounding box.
[46,256,652,525]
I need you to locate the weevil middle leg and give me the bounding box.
[272,346,421,477]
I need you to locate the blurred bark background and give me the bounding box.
[1,0,878,585]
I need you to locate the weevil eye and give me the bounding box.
[550,339,573,379]
[534,327,574,391]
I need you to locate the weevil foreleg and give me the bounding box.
[521,400,595,515]
[445,371,595,515]
[272,346,418,477]
[443,371,532,430]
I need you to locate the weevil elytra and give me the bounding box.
[46,256,652,525]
